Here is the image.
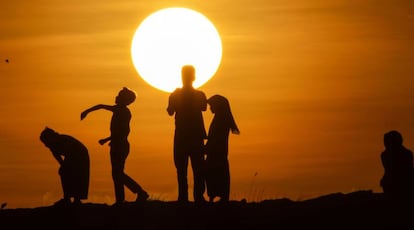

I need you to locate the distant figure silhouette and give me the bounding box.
[81,87,149,205]
[167,65,208,203]
[380,130,414,201]
[40,127,90,206]
[205,95,240,203]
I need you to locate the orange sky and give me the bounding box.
[1,0,413,208]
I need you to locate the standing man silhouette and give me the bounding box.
[167,65,208,204]
[81,87,149,205]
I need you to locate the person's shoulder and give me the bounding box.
[195,89,206,97]
[169,88,181,96]
[59,134,72,140]
[114,105,131,114]
[123,106,132,114]
[403,147,414,156]
[60,134,80,144]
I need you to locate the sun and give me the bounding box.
[131,7,222,93]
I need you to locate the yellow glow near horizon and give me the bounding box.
[131,7,222,92]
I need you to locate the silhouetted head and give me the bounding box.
[384,130,403,150]
[207,94,240,134]
[207,94,229,114]
[181,65,195,88]
[40,127,58,147]
[116,87,136,106]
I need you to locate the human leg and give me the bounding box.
[123,173,149,202]
[174,142,189,202]
[190,142,206,203]
[58,167,72,205]
[222,160,230,202]
[110,152,126,204]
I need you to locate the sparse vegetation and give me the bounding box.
[0,191,412,229]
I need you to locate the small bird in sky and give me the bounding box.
[5,59,9,63]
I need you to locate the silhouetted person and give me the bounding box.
[167,65,207,203]
[40,127,90,206]
[380,130,414,202]
[81,87,149,205]
[205,95,240,203]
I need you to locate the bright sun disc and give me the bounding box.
[131,7,222,92]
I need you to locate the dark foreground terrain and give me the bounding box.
[1,190,413,229]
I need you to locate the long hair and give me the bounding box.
[207,95,240,134]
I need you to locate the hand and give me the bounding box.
[80,111,88,120]
[99,139,108,145]
[232,128,240,135]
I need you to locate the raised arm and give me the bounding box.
[81,104,114,120]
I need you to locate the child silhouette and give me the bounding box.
[81,87,149,205]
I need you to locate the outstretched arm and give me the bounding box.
[81,104,114,120]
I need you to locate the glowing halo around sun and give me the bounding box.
[131,7,222,92]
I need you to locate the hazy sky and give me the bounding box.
[1,0,413,208]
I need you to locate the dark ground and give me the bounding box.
[0,190,413,229]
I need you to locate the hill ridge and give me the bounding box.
[1,190,412,229]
